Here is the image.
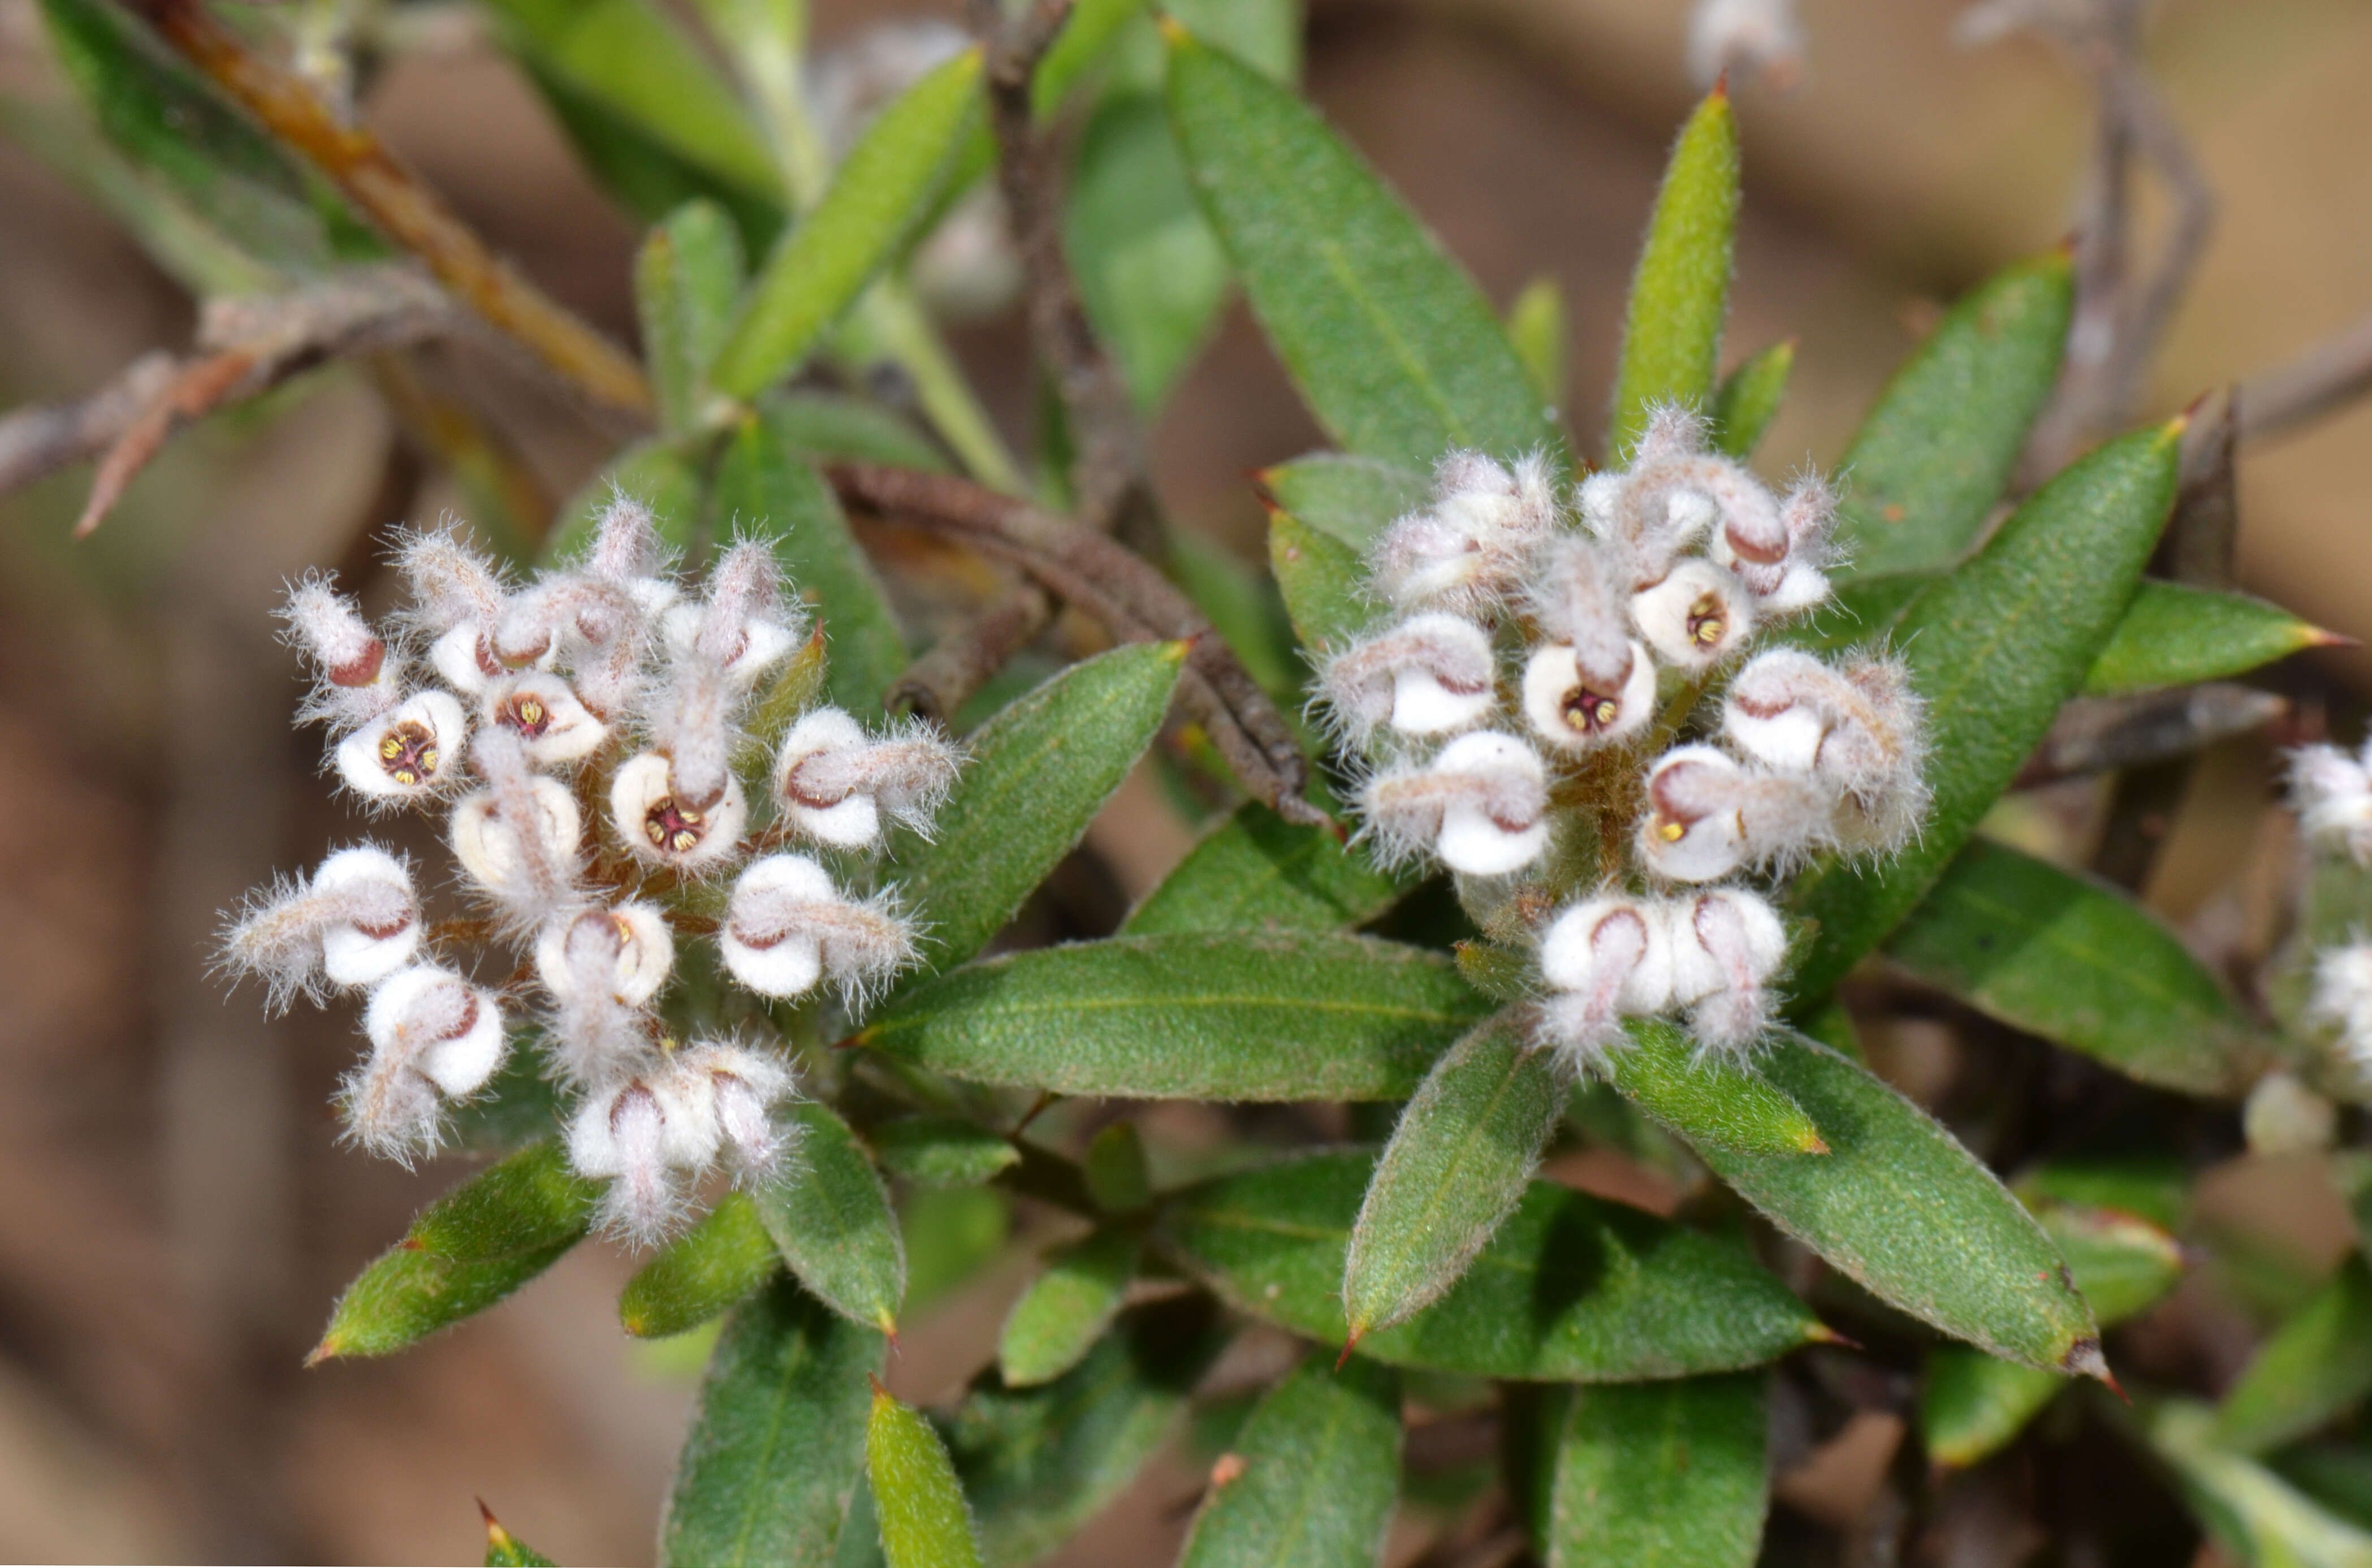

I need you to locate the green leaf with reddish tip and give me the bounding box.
[1157,1150,1822,1380]
[1883,839,2265,1098]
[621,1190,780,1339]
[636,200,745,434]
[863,932,1490,1103]
[870,1117,1020,1189]
[1343,1016,1565,1340]
[869,1383,984,1568]
[1682,1033,2101,1375]
[2084,581,2344,697]
[711,405,910,716]
[1540,1374,1769,1567]
[1165,29,1558,468]
[1176,1353,1402,1568]
[1710,340,1794,460]
[1790,420,2183,1000]
[315,1141,594,1362]
[1269,510,1371,659]
[895,642,1186,974]
[751,1102,906,1334]
[661,1279,883,1568]
[711,49,985,398]
[996,1226,1141,1388]
[1831,252,2075,578]
[2220,1256,2372,1455]
[948,1295,1228,1565]
[1257,453,1428,552]
[482,1506,559,1567]
[1124,801,1408,938]
[1604,1019,1829,1156]
[1609,86,1740,463]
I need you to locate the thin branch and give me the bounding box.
[0,350,177,499]
[889,577,1055,723]
[2238,309,2372,442]
[827,461,1323,825]
[2017,682,2285,790]
[137,0,651,423]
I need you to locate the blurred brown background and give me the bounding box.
[1,0,2369,1561]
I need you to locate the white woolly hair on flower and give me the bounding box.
[534,902,670,1086]
[567,1075,701,1245]
[2292,742,2372,868]
[1666,888,1790,1056]
[1631,558,1756,671]
[219,842,420,1012]
[1522,534,1638,685]
[1722,647,1928,854]
[451,728,584,927]
[279,572,399,732]
[1637,742,1838,883]
[1314,613,1497,749]
[1366,449,1559,616]
[662,539,805,688]
[1358,729,1550,877]
[1759,470,1842,614]
[1610,404,1789,586]
[1521,640,1657,754]
[773,707,965,848]
[2310,942,2372,1070]
[1688,0,1805,90]
[720,853,921,1010]
[670,1039,801,1180]
[1536,893,1675,1067]
[346,964,507,1161]
[332,689,470,807]
[583,490,673,589]
[392,526,522,701]
[610,752,749,873]
[482,672,609,768]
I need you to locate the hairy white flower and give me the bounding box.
[660,541,803,689]
[1637,742,1836,882]
[483,672,608,768]
[1315,613,1497,747]
[2292,742,2372,867]
[401,528,535,697]
[451,731,582,921]
[720,853,920,1005]
[280,574,399,731]
[347,964,507,1156]
[1689,0,1805,89]
[567,1077,699,1243]
[1369,451,1559,616]
[1631,559,1756,671]
[611,752,749,872]
[221,843,420,1009]
[1361,729,1550,876]
[1666,888,1789,1053]
[332,689,470,804]
[772,708,964,848]
[1714,471,1837,611]
[535,902,675,1009]
[1537,895,1675,1064]
[1521,641,1656,753]
[1723,649,1926,853]
[2311,943,2372,1070]
[671,1040,798,1178]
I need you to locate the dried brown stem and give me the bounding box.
[2018,682,2285,790]
[827,461,1322,824]
[890,577,1055,723]
[138,0,651,422]
[2239,310,2372,443]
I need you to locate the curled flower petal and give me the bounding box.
[1630,559,1756,671]
[721,853,919,1005]
[610,753,749,871]
[1317,613,1496,745]
[1537,895,1674,1064]
[1666,889,1788,1054]
[772,708,962,847]
[334,690,469,804]
[1520,640,1656,753]
[485,672,608,767]
[1362,730,1550,876]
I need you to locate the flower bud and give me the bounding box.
[280,575,398,728]
[1637,743,1835,882]
[672,1040,797,1177]
[347,964,507,1155]
[1630,559,1756,671]
[452,731,582,917]
[773,709,964,848]
[222,843,420,1008]
[610,753,749,871]
[1722,649,1926,853]
[535,902,675,1009]
[484,672,608,767]
[1713,472,1836,610]
[1369,451,1558,615]
[662,541,802,689]
[1317,614,1497,746]
[334,690,470,804]
[568,1077,701,1243]
[1665,889,1788,1053]
[720,853,919,1005]
[1362,730,1550,876]
[1521,641,1656,753]
[1537,895,1674,1064]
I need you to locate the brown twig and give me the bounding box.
[2238,310,2372,443]
[828,461,1323,824]
[137,0,651,423]
[889,577,1055,723]
[2017,682,2285,791]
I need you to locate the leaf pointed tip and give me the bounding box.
[478,1500,511,1552]
[2308,626,2360,651]
[303,1336,340,1368]
[1799,1130,1832,1155]
[1708,70,1731,104]
[2064,1336,2118,1392]
[1334,1329,1365,1371]
[1804,1321,1860,1350]
[867,1371,892,1402]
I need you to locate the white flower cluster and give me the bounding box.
[222,498,961,1241]
[1318,408,1927,1066]
[2292,736,2372,1076]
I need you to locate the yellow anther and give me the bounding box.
[1657,819,1686,842]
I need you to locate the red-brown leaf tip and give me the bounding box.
[1334,1330,1364,1371]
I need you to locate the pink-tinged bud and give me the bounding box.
[610,753,748,872]
[452,731,582,919]
[399,528,509,636]
[721,853,920,1007]
[586,493,669,586]
[2292,744,2372,867]
[483,673,608,768]
[568,1079,695,1243]
[334,690,469,804]
[1521,641,1656,753]
[347,964,507,1156]
[535,902,675,1009]
[1362,730,1550,876]
[1722,650,1927,853]
[1537,895,1675,1064]
[673,1040,797,1177]
[1631,559,1755,671]
[1666,889,1789,1054]
[1317,614,1497,746]
[1368,451,1558,616]
[222,843,421,1010]
[773,709,964,848]
[663,541,803,689]
[281,575,401,729]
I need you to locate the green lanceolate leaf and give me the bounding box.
[622,1190,780,1339]
[1791,420,2183,1000]
[1543,1374,1769,1568]
[711,407,910,714]
[1343,1016,1565,1340]
[752,1102,906,1334]
[1830,252,2075,577]
[1157,1150,1822,1380]
[870,1117,1021,1189]
[763,392,952,473]
[314,1141,594,1361]
[2221,1256,2372,1455]
[482,1507,559,1567]
[2083,581,2341,697]
[1921,1195,2184,1467]
[2151,1401,2372,1568]
[1256,454,1428,552]
[996,1226,1142,1388]
[712,49,985,398]
[662,1279,884,1568]
[1683,1033,2101,1374]
[1178,1353,1402,1568]
[862,932,1492,1102]
[895,642,1185,972]
[948,1294,1228,1565]
[481,0,776,200]
[1269,510,1371,659]
[1165,30,1556,467]
[1124,801,1405,936]
[1604,1019,1829,1156]
[1083,1122,1152,1213]
[869,1382,985,1568]
[1507,277,1569,410]
[1710,340,1794,460]
[1608,86,1740,463]
[637,200,746,433]
[1883,839,2263,1097]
